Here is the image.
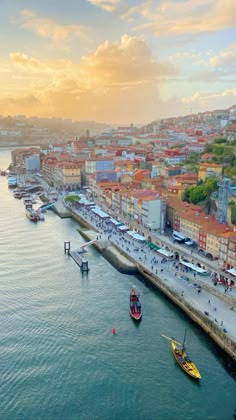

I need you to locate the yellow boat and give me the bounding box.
[162,331,201,380]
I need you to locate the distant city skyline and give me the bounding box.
[1,0,236,124]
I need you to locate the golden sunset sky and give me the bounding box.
[1,0,236,123]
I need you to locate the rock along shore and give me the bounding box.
[64,205,236,361]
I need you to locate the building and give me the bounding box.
[219,232,236,269]
[166,197,233,259]
[85,158,114,174]
[225,120,236,142]
[24,154,40,172]
[41,152,81,190]
[198,163,222,182]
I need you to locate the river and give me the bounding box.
[0,148,235,420]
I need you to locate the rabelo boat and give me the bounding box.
[130,288,142,321]
[162,330,201,380]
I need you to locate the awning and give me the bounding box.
[180,259,208,274]
[226,268,236,277]
[91,206,110,219]
[147,242,160,251]
[157,248,174,258]
[117,225,129,231]
[127,231,146,241]
[110,218,122,226]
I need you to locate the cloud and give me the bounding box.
[87,0,121,12]
[1,35,176,123]
[10,52,72,72]
[79,34,176,87]
[128,0,236,36]
[180,88,236,112]
[0,94,40,111]
[188,70,236,83]
[10,34,175,86]
[210,46,236,68]
[20,9,90,42]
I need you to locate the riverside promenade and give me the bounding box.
[61,199,236,361]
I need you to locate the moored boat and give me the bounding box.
[161,331,201,380]
[130,288,142,321]
[25,208,39,222]
[8,176,17,188]
[13,189,25,199]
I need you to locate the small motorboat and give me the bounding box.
[130,287,142,321]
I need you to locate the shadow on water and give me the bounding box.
[205,340,236,381]
[131,317,142,328]
[135,272,236,382]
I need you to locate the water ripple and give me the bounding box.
[0,154,235,420]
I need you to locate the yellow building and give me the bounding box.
[198,163,222,182]
[56,163,81,190]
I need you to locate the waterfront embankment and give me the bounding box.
[78,226,236,360]
[56,201,236,361]
[69,207,137,274]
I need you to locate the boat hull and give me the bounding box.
[25,209,39,222]
[130,288,142,321]
[130,311,142,321]
[171,341,201,380]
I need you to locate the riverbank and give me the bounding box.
[79,229,137,274]
[62,202,236,361]
[69,208,137,274]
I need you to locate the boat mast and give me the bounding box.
[182,329,187,351]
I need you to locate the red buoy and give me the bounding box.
[112,328,116,334]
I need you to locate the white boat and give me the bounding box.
[8,176,17,188]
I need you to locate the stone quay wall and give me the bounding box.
[67,206,236,361]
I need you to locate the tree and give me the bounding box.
[204,178,218,195]
[204,144,213,153]
[183,178,218,204]
[205,196,217,215]
[214,137,227,144]
[224,166,236,177]
[189,185,206,204]
[184,152,201,164]
[231,205,236,225]
[212,144,224,155]
[183,188,190,202]
[64,195,81,203]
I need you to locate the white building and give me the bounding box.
[141,197,162,230]
[24,154,40,172]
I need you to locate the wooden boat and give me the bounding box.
[25,208,39,222]
[13,189,25,199]
[161,331,201,380]
[8,176,17,188]
[130,288,142,321]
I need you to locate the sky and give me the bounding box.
[0,0,236,124]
